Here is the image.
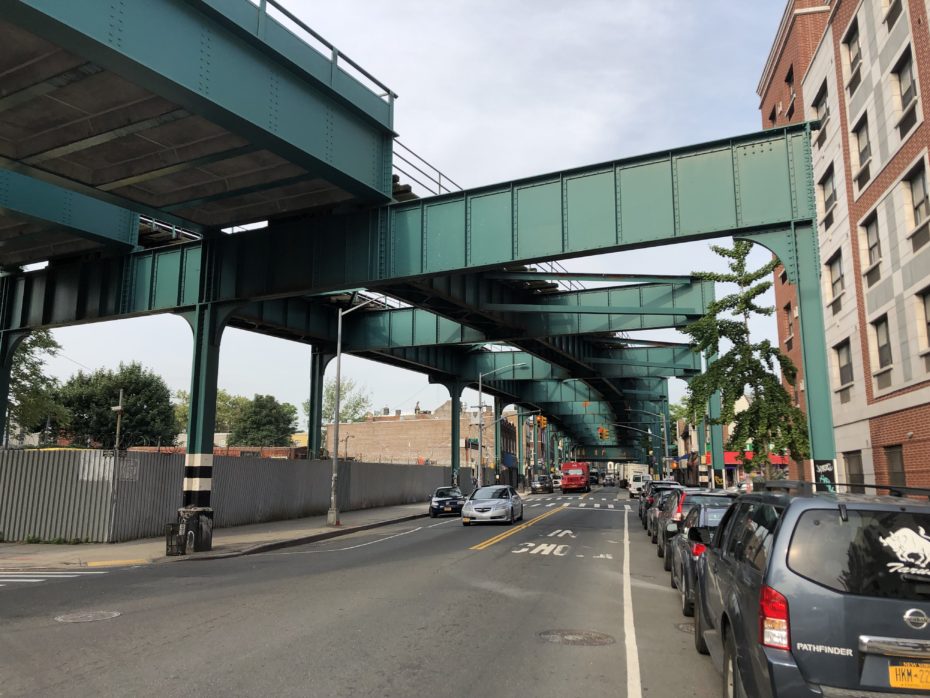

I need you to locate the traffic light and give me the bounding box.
[536,415,547,429]
[597,426,609,441]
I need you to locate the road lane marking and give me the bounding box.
[608,504,615,509]
[270,526,424,555]
[428,519,458,528]
[470,507,563,551]
[0,578,43,583]
[624,508,643,697]
[547,529,575,538]
[86,559,147,568]
[531,503,541,508]
[579,503,587,508]
[546,503,555,507]
[594,504,601,508]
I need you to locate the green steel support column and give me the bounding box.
[533,419,539,479]
[444,381,466,488]
[0,330,27,446]
[741,222,836,471]
[181,303,231,517]
[308,348,333,459]
[493,398,502,483]
[516,411,525,489]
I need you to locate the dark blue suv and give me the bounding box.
[693,482,930,697]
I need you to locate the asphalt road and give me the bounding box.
[0,487,719,698]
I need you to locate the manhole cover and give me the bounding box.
[538,629,615,646]
[55,611,121,623]
[676,622,694,634]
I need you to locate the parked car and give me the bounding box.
[668,501,732,617]
[552,475,562,489]
[646,489,680,543]
[693,481,930,697]
[462,485,523,526]
[628,472,651,498]
[588,473,599,486]
[639,481,682,528]
[530,475,554,494]
[428,486,465,518]
[604,474,616,487]
[656,490,736,567]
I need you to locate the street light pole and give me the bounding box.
[627,408,669,480]
[328,295,381,527]
[108,389,124,543]
[476,363,527,488]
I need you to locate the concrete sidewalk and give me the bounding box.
[0,503,429,571]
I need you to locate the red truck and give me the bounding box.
[559,462,590,493]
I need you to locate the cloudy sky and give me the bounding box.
[43,0,788,427]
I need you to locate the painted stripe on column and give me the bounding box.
[184,490,211,507]
[183,477,212,491]
[187,453,214,468]
[184,466,213,479]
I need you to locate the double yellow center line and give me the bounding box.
[469,506,564,550]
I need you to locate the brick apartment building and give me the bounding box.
[759,0,930,487]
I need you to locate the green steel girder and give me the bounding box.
[4,0,394,204]
[0,169,138,252]
[572,445,637,462]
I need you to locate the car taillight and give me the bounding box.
[760,585,790,650]
[673,493,685,521]
[647,496,654,504]
[690,542,706,557]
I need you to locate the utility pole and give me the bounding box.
[108,388,124,542]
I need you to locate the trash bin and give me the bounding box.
[165,523,185,556]
[177,507,214,552]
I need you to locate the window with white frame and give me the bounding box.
[853,115,871,186]
[873,315,892,369]
[866,215,882,266]
[828,252,844,299]
[812,81,830,147]
[909,165,929,227]
[921,289,930,350]
[820,165,836,226]
[785,302,794,339]
[846,20,863,94]
[895,49,918,137]
[785,66,796,118]
[884,0,903,30]
[836,339,853,386]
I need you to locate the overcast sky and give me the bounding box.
[43,0,787,428]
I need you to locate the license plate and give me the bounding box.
[443,507,451,512]
[462,517,470,523]
[889,660,930,690]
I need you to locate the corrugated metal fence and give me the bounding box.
[0,450,470,543]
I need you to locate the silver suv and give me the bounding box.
[694,482,930,697]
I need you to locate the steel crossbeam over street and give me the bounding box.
[0,0,834,548]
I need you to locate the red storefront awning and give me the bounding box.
[705,451,790,466]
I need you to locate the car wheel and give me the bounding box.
[429,510,437,518]
[694,589,709,655]
[663,545,671,571]
[681,577,693,617]
[462,521,470,526]
[651,527,658,544]
[723,629,748,698]
[670,561,677,589]
[506,508,514,525]
[656,537,663,557]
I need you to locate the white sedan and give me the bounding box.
[462,485,524,525]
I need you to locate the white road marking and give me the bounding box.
[576,554,585,558]
[594,504,601,508]
[0,578,43,583]
[624,509,643,697]
[0,571,107,576]
[546,503,556,507]
[593,553,614,560]
[428,519,458,528]
[553,545,570,556]
[608,504,615,509]
[531,503,542,508]
[579,503,587,508]
[530,543,558,555]
[268,526,424,555]
[624,504,632,510]
[548,529,575,538]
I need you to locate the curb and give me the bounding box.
[172,511,430,562]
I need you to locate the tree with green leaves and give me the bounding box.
[173,389,250,435]
[228,394,297,446]
[304,377,372,426]
[684,240,809,475]
[57,362,177,448]
[6,330,67,442]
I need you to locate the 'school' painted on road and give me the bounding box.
[469,507,564,551]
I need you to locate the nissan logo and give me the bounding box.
[904,608,930,630]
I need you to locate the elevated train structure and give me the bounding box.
[0,0,834,548]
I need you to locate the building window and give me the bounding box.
[863,214,882,287]
[820,165,836,227]
[785,66,796,118]
[836,340,853,386]
[873,315,892,369]
[785,302,794,348]
[768,106,777,127]
[909,165,929,226]
[843,451,864,493]
[895,49,918,137]
[884,0,903,30]
[828,252,844,299]
[846,20,863,94]
[853,115,871,186]
[921,289,930,349]
[812,81,830,147]
[885,445,905,487]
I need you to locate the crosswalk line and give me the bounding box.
[546,503,556,507]
[579,503,587,508]
[594,503,601,508]
[608,504,615,509]
[531,503,541,508]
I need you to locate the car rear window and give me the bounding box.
[564,468,584,476]
[705,508,727,526]
[788,509,930,601]
[684,494,732,510]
